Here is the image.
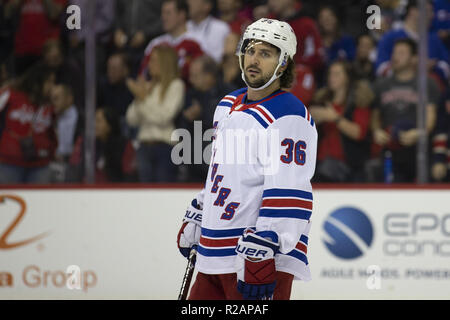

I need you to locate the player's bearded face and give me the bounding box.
[243,41,279,89]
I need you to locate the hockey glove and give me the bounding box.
[177,199,202,258]
[235,228,280,300]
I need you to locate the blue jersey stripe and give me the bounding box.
[300,234,309,245]
[242,109,269,128]
[262,188,313,200]
[198,245,237,257]
[201,227,246,238]
[286,249,309,265]
[259,208,312,220]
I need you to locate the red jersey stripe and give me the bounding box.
[252,106,274,123]
[262,198,313,210]
[296,242,308,254]
[200,236,239,248]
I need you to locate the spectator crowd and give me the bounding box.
[0,0,449,184]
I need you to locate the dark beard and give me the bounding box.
[244,72,270,88]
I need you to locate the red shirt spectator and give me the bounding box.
[316,102,370,163]
[217,0,251,36]
[310,61,373,182]
[0,88,57,168]
[268,0,324,72]
[12,0,67,56]
[228,14,251,36]
[287,64,316,106]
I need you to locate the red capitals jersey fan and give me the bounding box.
[0,89,57,168]
[139,33,203,81]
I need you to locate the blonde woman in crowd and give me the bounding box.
[126,45,185,182]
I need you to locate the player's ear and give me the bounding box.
[277,61,288,76]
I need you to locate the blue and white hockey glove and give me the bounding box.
[235,228,280,300]
[177,199,202,258]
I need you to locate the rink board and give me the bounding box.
[0,186,449,299]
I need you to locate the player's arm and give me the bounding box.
[235,114,317,299]
[177,91,238,258]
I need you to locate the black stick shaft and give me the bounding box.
[178,248,197,300]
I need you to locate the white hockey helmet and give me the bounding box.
[237,18,297,91]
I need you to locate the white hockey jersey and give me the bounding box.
[194,87,317,281]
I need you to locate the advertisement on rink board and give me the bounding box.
[298,189,450,300]
[0,187,449,299]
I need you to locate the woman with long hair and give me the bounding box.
[126,45,185,182]
[317,6,356,65]
[310,60,374,182]
[0,64,57,183]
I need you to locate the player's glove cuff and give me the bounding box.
[235,228,280,300]
[182,199,202,226]
[177,199,203,259]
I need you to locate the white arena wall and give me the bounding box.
[0,185,449,300]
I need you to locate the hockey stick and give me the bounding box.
[178,246,197,300]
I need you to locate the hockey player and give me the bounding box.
[177,18,317,300]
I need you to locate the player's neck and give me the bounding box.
[247,80,281,101]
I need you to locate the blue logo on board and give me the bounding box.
[322,207,374,259]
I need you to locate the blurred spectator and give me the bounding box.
[51,84,78,159]
[114,0,163,50]
[41,39,84,110]
[178,55,235,181]
[98,53,133,118]
[187,0,231,63]
[286,64,316,106]
[375,0,449,91]
[187,55,235,126]
[139,0,204,82]
[221,32,245,89]
[4,0,67,75]
[430,0,450,51]
[0,64,57,184]
[218,0,251,36]
[368,0,405,42]
[371,38,439,183]
[69,0,115,47]
[310,61,373,182]
[352,34,377,81]
[252,2,270,21]
[126,46,185,182]
[69,107,136,183]
[113,0,164,74]
[317,5,356,65]
[431,88,450,182]
[68,0,115,74]
[268,0,324,73]
[49,83,78,182]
